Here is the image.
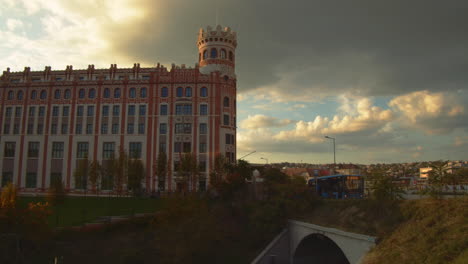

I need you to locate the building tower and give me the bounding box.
[197,25,237,79]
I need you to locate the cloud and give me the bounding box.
[240,115,293,129]
[6,19,24,31]
[389,90,467,134]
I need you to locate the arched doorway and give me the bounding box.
[293,233,350,264]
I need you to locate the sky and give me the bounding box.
[1,0,467,164]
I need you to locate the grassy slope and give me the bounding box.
[18,196,163,227]
[297,197,467,264]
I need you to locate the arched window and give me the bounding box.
[200,87,208,97]
[140,88,147,98]
[64,89,71,99]
[210,48,217,58]
[129,87,136,98]
[161,87,168,97]
[220,49,227,59]
[89,88,96,99]
[54,89,61,99]
[40,90,47,100]
[104,88,110,98]
[176,87,183,97]
[229,51,234,61]
[203,50,208,59]
[7,91,14,100]
[78,89,85,99]
[30,90,37,100]
[17,91,23,100]
[185,87,192,97]
[114,88,121,98]
[223,97,229,107]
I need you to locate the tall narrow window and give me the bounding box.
[7,91,13,100]
[101,123,108,134]
[114,88,121,98]
[161,87,168,97]
[4,142,16,158]
[63,106,70,117]
[220,49,227,59]
[64,89,71,99]
[75,124,82,134]
[200,104,208,115]
[87,106,94,116]
[185,87,192,97]
[31,90,37,100]
[210,48,217,58]
[129,142,142,159]
[28,142,39,158]
[128,105,135,116]
[160,105,168,115]
[138,123,145,134]
[139,105,146,116]
[26,173,37,188]
[15,107,22,117]
[112,123,119,134]
[129,87,136,98]
[40,90,47,99]
[102,105,109,116]
[223,114,229,126]
[5,107,12,117]
[38,106,45,117]
[160,123,167,134]
[89,88,96,99]
[176,87,183,97]
[79,89,85,98]
[199,123,207,134]
[29,107,36,117]
[223,97,229,107]
[77,106,84,116]
[203,50,208,59]
[76,142,89,159]
[52,106,59,116]
[127,123,134,134]
[54,89,61,99]
[200,87,208,97]
[104,88,110,98]
[140,88,147,98]
[102,142,115,159]
[17,91,23,100]
[112,105,120,116]
[52,142,64,159]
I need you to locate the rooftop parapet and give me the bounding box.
[197,25,237,47]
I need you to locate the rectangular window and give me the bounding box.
[139,105,146,116]
[1,172,13,187]
[61,124,68,134]
[200,104,208,115]
[26,173,37,188]
[223,114,229,126]
[13,124,19,134]
[128,105,135,116]
[87,106,94,116]
[129,142,142,159]
[29,107,36,117]
[159,142,166,153]
[3,124,9,134]
[51,124,57,134]
[113,105,120,116]
[75,124,82,134]
[183,142,191,153]
[77,142,89,159]
[52,142,64,159]
[112,123,119,134]
[4,142,15,158]
[63,106,70,117]
[27,123,34,134]
[5,107,12,117]
[102,142,115,159]
[101,123,108,134]
[199,143,207,153]
[77,105,84,116]
[175,123,183,134]
[183,104,192,115]
[200,123,207,134]
[37,124,43,134]
[174,142,182,153]
[160,123,167,134]
[175,105,183,115]
[50,173,62,185]
[184,123,192,134]
[138,123,145,134]
[15,107,22,117]
[38,106,45,117]
[52,106,59,116]
[127,123,134,134]
[160,105,168,115]
[199,161,207,172]
[86,124,93,134]
[225,134,231,145]
[102,105,109,116]
[28,142,39,158]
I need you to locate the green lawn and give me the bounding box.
[18,196,163,227]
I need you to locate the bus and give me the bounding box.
[308,174,364,199]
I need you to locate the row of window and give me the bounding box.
[200,48,234,61]
[5,86,212,101]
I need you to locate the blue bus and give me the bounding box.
[308,174,364,199]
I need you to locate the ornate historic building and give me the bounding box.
[0,25,237,193]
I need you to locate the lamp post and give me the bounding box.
[325,136,336,175]
[260,157,268,165]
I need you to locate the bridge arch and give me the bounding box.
[293,233,350,264]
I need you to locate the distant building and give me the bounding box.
[419,167,432,179]
[0,25,238,194]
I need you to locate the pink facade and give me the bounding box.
[0,25,237,193]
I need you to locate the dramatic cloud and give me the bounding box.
[240,115,293,129]
[390,90,467,134]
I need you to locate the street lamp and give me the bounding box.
[324,136,336,175]
[260,157,269,164]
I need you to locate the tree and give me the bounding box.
[101,155,115,191]
[73,156,90,191]
[365,169,404,202]
[128,158,145,196]
[428,160,449,198]
[114,150,129,196]
[190,153,199,191]
[176,153,195,192]
[88,160,102,194]
[46,177,66,205]
[156,152,167,191]
[209,154,228,189]
[0,183,17,209]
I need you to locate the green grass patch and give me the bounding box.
[18,196,163,227]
